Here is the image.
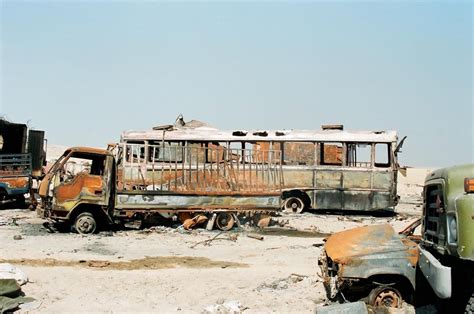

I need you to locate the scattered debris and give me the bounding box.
[315,301,368,314]
[337,216,362,223]
[247,233,264,241]
[0,264,28,285]
[256,274,310,291]
[257,216,271,228]
[190,232,238,248]
[203,299,247,314]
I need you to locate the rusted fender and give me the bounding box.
[0,177,29,189]
[325,224,419,267]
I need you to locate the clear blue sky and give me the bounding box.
[1,1,472,167]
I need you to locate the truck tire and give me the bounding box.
[74,212,97,234]
[368,285,402,308]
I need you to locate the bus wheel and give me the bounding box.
[215,213,235,231]
[368,286,402,308]
[74,212,97,234]
[284,197,305,213]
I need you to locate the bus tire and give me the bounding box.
[74,212,97,234]
[215,213,235,231]
[283,196,305,213]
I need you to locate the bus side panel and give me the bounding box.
[114,193,281,210]
[282,168,313,188]
[343,171,371,189]
[372,171,393,189]
[314,170,343,209]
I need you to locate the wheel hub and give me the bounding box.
[77,216,95,233]
[374,289,400,308]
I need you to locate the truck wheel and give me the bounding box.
[283,196,305,213]
[368,286,402,308]
[215,213,234,231]
[74,212,97,234]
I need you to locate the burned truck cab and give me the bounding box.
[319,221,420,308]
[39,147,115,233]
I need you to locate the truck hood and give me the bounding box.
[324,224,418,266]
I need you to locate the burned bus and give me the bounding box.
[120,118,406,213]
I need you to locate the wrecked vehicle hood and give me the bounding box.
[324,224,418,266]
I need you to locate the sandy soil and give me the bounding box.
[0,168,429,313]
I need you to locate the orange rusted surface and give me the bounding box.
[323,144,343,165]
[55,174,103,202]
[400,237,419,266]
[325,224,409,265]
[284,142,314,165]
[0,177,29,188]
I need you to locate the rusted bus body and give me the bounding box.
[118,143,282,194]
[114,143,282,217]
[318,222,420,308]
[121,123,404,213]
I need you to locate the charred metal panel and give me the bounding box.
[315,190,343,209]
[322,144,343,165]
[119,143,283,195]
[324,224,418,287]
[320,224,419,299]
[0,154,32,196]
[282,169,313,188]
[0,119,27,154]
[343,171,371,189]
[283,142,315,165]
[28,130,45,177]
[115,192,280,210]
[315,171,342,189]
[372,171,393,189]
[343,191,372,211]
[55,174,104,203]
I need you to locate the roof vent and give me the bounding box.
[232,130,247,136]
[252,131,268,137]
[322,124,343,131]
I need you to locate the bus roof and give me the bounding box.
[121,127,399,143]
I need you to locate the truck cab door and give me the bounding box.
[51,152,111,210]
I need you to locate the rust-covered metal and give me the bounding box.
[319,223,420,304]
[0,177,29,189]
[119,117,403,212]
[118,143,283,195]
[40,144,282,230]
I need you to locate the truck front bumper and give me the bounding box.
[418,246,452,299]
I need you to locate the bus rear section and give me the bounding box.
[113,142,283,230]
